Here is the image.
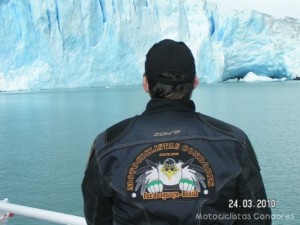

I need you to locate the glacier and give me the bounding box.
[0,0,300,91]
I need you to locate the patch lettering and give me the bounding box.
[126,142,215,201]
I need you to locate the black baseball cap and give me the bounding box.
[145,39,196,85]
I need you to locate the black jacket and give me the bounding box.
[82,99,271,225]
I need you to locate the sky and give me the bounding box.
[210,0,300,19]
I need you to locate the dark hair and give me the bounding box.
[146,72,194,100]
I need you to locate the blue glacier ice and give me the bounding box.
[0,0,300,91]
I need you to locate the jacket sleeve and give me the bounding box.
[236,135,272,225]
[81,143,113,225]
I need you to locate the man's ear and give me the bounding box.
[193,76,199,89]
[143,75,149,93]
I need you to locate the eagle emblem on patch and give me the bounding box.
[126,142,215,201]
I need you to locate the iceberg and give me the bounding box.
[0,0,299,91]
[226,72,287,82]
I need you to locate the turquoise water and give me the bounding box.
[0,81,299,225]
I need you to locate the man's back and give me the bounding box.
[82,99,271,225]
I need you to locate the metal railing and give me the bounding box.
[0,199,87,225]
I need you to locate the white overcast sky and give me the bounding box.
[210,0,300,19]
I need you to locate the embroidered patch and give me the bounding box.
[126,142,215,201]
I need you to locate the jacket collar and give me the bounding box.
[143,98,196,114]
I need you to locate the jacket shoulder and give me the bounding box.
[197,113,247,143]
[93,116,137,157]
[105,116,137,146]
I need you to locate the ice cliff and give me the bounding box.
[0,0,300,91]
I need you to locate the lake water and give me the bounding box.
[0,81,299,225]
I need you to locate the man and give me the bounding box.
[82,39,271,225]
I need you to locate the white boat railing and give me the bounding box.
[0,198,87,225]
